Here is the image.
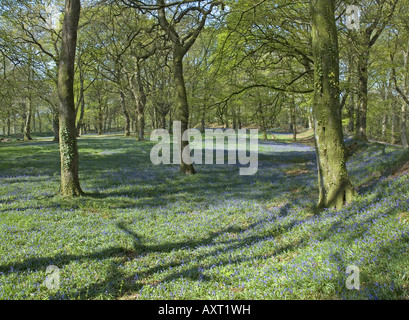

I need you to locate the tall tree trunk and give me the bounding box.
[381,114,387,140]
[58,0,83,197]
[131,61,146,141]
[24,61,33,141]
[391,112,398,144]
[168,109,173,131]
[120,90,131,137]
[37,110,42,133]
[32,107,36,133]
[311,0,354,210]
[201,103,206,133]
[352,0,398,141]
[391,52,409,148]
[173,48,195,175]
[23,97,33,141]
[97,99,104,135]
[290,95,297,142]
[401,101,408,148]
[7,111,11,136]
[53,110,59,142]
[76,69,85,137]
[355,40,370,142]
[347,56,355,135]
[348,101,355,134]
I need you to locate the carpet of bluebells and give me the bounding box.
[0,133,408,300]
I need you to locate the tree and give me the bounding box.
[155,0,222,174]
[347,0,398,141]
[58,0,83,196]
[311,0,354,209]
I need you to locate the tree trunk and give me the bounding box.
[58,0,83,197]
[201,103,206,133]
[290,95,297,142]
[53,111,59,142]
[347,92,355,134]
[391,112,398,144]
[399,51,409,149]
[132,61,146,141]
[37,110,42,133]
[168,109,173,131]
[355,41,370,142]
[23,97,33,141]
[76,69,85,137]
[311,0,354,210]
[381,114,387,140]
[7,112,11,136]
[32,107,36,133]
[173,48,195,175]
[401,101,408,148]
[97,101,104,135]
[120,90,131,137]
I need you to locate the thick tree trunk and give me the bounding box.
[173,48,195,175]
[58,0,83,197]
[311,0,354,210]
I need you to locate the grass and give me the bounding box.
[0,132,408,300]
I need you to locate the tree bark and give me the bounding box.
[173,49,196,174]
[53,110,59,142]
[24,61,33,141]
[58,0,83,197]
[381,114,387,140]
[355,39,370,141]
[290,95,297,142]
[7,111,11,136]
[156,0,215,175]
[120,90,131,137]
[401,102,408,148]
[23,96,33,141]
[391,53,409,148]
[130,60,146,141]
[311,0,354,210]
[76,67,85,137]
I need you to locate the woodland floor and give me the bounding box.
[0,131,409,300]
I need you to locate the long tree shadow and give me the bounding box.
[49,219,309,300]
[0,204,314,300]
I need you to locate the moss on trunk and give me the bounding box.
[311,0,354,210]
[173,49,196,175]
[58,0,83,197]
